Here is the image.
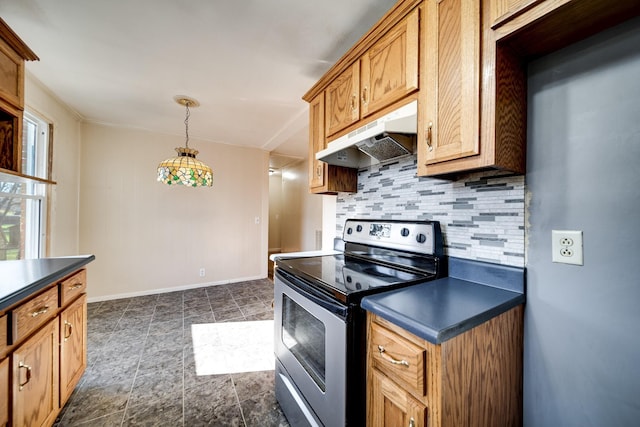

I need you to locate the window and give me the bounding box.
[0,111,51,260]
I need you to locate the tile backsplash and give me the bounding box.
[336,155,525,267]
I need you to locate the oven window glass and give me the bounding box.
[281,294,326,391]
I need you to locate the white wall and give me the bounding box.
[24,74,83,257]
[280,159,323,252]
[524,17,640,426]
[78,123,269,300]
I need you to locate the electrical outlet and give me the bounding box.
[199,268,205,277]
[552,230,583,265]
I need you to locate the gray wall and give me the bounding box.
[524,17,640,426]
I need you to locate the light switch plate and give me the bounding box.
[552,230,583,265]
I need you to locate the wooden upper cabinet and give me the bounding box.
[325,62,360,137]
[309,92,358,194]
[324,6,420,139]
[309,93,326,190]
[360,7,420,118]
[418,0,481,174]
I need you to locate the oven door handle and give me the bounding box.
[277,270,348,319]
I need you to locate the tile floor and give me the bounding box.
[55,278,290,426]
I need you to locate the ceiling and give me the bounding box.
[0,0,397,167]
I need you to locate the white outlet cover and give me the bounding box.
[552,230,583,265]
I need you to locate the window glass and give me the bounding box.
[0,110,50,260]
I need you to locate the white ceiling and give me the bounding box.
[0,0,397,164]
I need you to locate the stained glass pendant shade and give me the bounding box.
[157,96,213,187]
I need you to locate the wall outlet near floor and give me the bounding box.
[552,230,583,265]
[199,268,205,277]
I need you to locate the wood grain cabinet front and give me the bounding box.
[59,294,87,405]
[360,7,419,119]
[12,318,59,427]
[59,269,86,307]
[1,357,8,427]
[308,92,358,194]
[324,7,420,139]
[367,307,524,427]
[11,286,58,345]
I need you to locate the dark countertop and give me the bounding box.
[0,255,95,311]
[361,257,525,344]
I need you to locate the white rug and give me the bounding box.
[191,320,275,375]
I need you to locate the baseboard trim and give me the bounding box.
[87,274,267,303]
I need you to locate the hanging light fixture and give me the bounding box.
[157,96,213,187]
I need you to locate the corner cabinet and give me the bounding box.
[367,307,524,427]
[417,0,527,176]
[308,93,357,194]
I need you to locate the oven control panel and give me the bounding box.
[342,219,440,255]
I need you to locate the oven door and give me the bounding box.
[274,271,347,427]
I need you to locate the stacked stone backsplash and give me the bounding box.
[336,155,525,267]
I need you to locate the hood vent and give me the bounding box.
[316,100,417,168]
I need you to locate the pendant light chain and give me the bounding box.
[184,101,190,149]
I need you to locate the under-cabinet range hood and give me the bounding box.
[316,100,417,168]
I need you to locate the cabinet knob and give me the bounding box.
[351,94,357,111]
[362,86,369,104]
[425,122,433,152]
[409,417,415,427]
[316,164,322,177]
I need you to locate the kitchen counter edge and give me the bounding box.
[361,257,525,344]
[0,255,96,311]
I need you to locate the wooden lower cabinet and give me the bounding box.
[1,357,8,427]
[12,319,59,427]
[370,369,427,427]
[367,306,523,427]
[0,268,88,427]
[59,294,87,404]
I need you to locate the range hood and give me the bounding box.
[316,100,417,168]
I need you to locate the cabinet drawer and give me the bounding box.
[370,321,426,396]
[11,286,58,344]
[59,269,87,306]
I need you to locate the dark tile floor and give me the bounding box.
[55,279,290,426]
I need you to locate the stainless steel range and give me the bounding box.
[273,219,444,426]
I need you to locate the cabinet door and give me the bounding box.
[418,0,481,173]
[309,93,326,190]
[0,357,8,427]
[12,318,59,427]
[60,294,87,405]
[369,369,427,427]
[361,7,419,118]
[325,62,360,137]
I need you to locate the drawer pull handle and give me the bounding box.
[64,320,73,341]
[19,362,32,391]
[31,306,50,317]
[409,417,415,427]
[377,345,409,367]
[69,283,83,290]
